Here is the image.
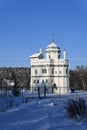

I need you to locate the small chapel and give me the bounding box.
[30,37,69,94]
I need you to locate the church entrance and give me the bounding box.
[37,86,46,99]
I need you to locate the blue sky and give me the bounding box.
[0,0,87,69]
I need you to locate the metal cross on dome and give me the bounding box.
[52,33,55,42]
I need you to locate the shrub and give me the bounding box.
[66,98,87,122]
[12,87,20,96]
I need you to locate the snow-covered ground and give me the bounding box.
[0,93,87,130]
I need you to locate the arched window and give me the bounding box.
[49,55,51,59]
[42,69,47,74]
[35,69,37,74]
[66,68,68,74]
[37,80,39,83]
[52,68,54,74]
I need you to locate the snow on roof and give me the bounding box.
[46,41,60,50]
[46,41,60,52]
[30,53,41,58]
[47,42,58,48]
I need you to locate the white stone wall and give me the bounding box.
[30,58,69,94]
[30,42,69,94]
[46,51,59,60]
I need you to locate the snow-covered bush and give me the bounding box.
[66,98,87,122]
[0,95,25,112]
[0,96,14,112]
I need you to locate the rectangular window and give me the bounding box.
[37,80,39,83]
[42,69,47,74]
[46,79,48,83]
[59,71,62,74]
[34,80,36,83]
[49,55,51,59]
[42,80,44,83]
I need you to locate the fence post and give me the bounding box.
[52,86,54,94]
[38,86,40,98]
[59,87,61,98]
[44,86,46,98]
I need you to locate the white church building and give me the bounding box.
[30,38,69,94]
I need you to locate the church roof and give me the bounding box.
[30,53,41,58]
[30,53,43,59]
[47,42,58,48]
[46,41,60,52]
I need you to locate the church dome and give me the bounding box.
[46,41,60,52]
[47,42,58,48]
